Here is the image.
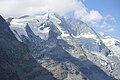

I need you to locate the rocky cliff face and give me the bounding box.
[67,19,110,56]
[0,15,57,80]
[67,18,120,79]
[99,34,120,79]
[9,13,116,80]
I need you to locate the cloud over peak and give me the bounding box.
[0,0,79,17]
[0,0,102,23]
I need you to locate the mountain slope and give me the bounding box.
[0,15,57,80]
[9,13,116,80]
[67,18,120,79]
[99,34,120,79]
[67,19,110,56]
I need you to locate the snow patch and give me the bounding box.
[72,32,97,39]
[101,36,120,59]
[92,52,111,66]
[10,13,63,40]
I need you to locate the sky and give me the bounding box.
[0,0,119,40]
[83,0,120,40]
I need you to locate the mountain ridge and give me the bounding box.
[0,15,57,80]
[8,13,118,80]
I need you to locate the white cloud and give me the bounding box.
[0,0,80,17]
[74,9,103,24]
[107,28,115,32]
[105,14,116,22]
[87,10,103,22]
[98,14,117,33]
[98,32,105,36]
[0,0,103,24]
[98,20,116,32]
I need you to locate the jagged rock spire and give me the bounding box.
[47,13,50,21]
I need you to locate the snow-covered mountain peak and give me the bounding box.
[10,12,61,25]
[99,34,120,59]
[9,13,63,40]
[98,33,120,46]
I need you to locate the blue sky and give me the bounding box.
[83,0,120,40]
[84,0,120,18]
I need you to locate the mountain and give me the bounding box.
[99,34,120,79]
[8,13,116,80]
[0,16,20,80]
[67,19,110,56]
[0,15,57,80]
[67,18,120,79]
